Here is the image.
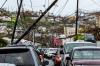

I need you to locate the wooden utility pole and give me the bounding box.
[75,0,79,41]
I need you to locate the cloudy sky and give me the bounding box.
[0,0,100,16]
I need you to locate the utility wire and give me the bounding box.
[51,4,58,14]
[0,0,7,9]
[14,0,58,44]
[11,0,23,44]
[56,0,69,16]
[17,0,19,8]
[51,0,62,14]
[30,0,33,11]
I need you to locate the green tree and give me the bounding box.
[74,34,85,40]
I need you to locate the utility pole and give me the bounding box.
[11,0,23,44]
[33,29,35,45]
[75,0,79,41]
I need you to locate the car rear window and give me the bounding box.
[0,48,35,66]
[73,49,100,59]
[64,43,96,53]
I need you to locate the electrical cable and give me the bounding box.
[0,0,7,9]
[17,0,20,8]
[14,0,58,44]
[30,0,33,11]
[51,4,58,14]
[43,0,46,10]
[11,0,23,44]
[56,0,69,16]
[51,0,62,14]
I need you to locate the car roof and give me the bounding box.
[65,41,93,44]
[0,46,32,50]
[73,46,100,50]
[64,41,95,45]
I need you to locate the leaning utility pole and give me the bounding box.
[11,0,23,44]
[75,0,79,41]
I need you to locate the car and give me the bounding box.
[84,33,96,43]
[45,48,58,58]
[61,41,97,66]
[66,46,100,66]
[7,44,45,63]
[0,47,49,66]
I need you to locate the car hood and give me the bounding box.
[0,63,16,66]
[72,59,100,65]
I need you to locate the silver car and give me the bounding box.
[0,47,49,66]
[61,41,96,66]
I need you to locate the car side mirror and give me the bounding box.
[60,50,64,54]
[43,60,49,65]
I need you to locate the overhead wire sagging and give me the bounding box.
[55,0,69,16]
[0,0,7,9]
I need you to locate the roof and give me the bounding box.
[73,46,100,50]
[0,46,32,50]
[64,41,93,44]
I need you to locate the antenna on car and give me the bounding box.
[14,0,58,44]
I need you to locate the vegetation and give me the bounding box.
[0,38,8,47]
[74,34,85,40]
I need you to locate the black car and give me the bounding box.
[0,47,49,66]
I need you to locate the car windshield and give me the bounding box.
[73,49,100,59]
[64,43,96,53]
[0,48,35,66]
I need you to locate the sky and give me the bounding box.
[0,0,100,16]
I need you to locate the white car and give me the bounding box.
[45,48,58,58]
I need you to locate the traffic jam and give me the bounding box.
[0,0,100,66]
[0,36,98,66]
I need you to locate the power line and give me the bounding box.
[30,0,33,11]
[56,0,69,16]
[51,0,63,14]
[0,0,7,9]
